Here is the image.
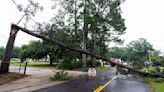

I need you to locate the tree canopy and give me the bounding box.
[19,41,47,61]
[0,47,5,60]
[34,0,126,67]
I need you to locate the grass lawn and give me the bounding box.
[0,72,26,85]
[96,66,110,72]
[10,61,56,68]
[143,77,164,92]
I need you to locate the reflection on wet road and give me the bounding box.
[37,67,150,92]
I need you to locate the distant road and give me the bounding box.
[36,67,150,92]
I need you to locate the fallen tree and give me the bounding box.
[1,24,164,78]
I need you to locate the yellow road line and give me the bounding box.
[93,76,117,92]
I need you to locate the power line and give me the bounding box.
[11,0,18,6]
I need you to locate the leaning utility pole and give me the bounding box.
[1,23,164,78]
[0,25,19,74]
[12,24,163,78]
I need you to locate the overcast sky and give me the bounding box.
[1,0,164,51]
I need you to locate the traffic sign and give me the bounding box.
[88,68,96,77]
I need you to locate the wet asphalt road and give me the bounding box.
[36,67,150,92]
[103,74,150,92]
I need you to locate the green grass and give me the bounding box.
[143,77,164,92]
[10,61,56,68]
[96,66,109,72]
[0,72,26,85]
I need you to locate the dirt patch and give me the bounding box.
[0,72,27,85]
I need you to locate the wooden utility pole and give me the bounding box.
[0,25,19,74]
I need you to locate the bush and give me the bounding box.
[95,61,101,66]
[142,67,164,75]
[50,70,71,81]
[87,57,101,67]
[87,58,93,67]
[58,60,70,69]
[58,60,81,70]
[133,60,144,69]
[96,66,109,72]
[143,77,164,92]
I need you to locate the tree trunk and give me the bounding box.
[82,1,87,68]
[49,56,53,65]
[82,54,87,68]
[0,25,19,74]
[82,25,87,68]
[12,24,164,78]
[49,60,53,65]
[92,33,96,67]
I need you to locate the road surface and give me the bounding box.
[36,67,150,92]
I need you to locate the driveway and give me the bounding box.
[0,66,87,92]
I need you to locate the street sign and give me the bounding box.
[88,68,96,77]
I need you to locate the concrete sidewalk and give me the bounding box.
[0,67,87,92]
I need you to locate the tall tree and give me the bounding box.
[108,47,129,61]
[50,0,126,67]
[19,41,47,61]
[127,38,153,68]
[19,45,30,61]
[12,47,20,58]
[85,0,126,66]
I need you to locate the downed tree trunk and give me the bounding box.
[12,24,164,78]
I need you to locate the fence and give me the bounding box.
[9,61,28,75]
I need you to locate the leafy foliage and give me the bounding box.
[12,0,43,25]
[58,60,81,70]
[108,47,129,61]
[143,77,164,92]
[12,47,21,58]
[19,41,47,61]
[142,67,164,75]
[50,70,71,81]
[0,46,20,60]
[127,38,153,61]
[0,47,5,60]
[127,38,153,68]
[34,0,126,67]
[10,0,126,69]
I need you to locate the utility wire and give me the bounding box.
[11,0,18,6]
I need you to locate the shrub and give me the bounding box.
[95,61,101,66]
[50,70,71,81]
[70,60,81,69]
[58,60,81,70]
[87,58,93,67]
[142,67,164,75]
